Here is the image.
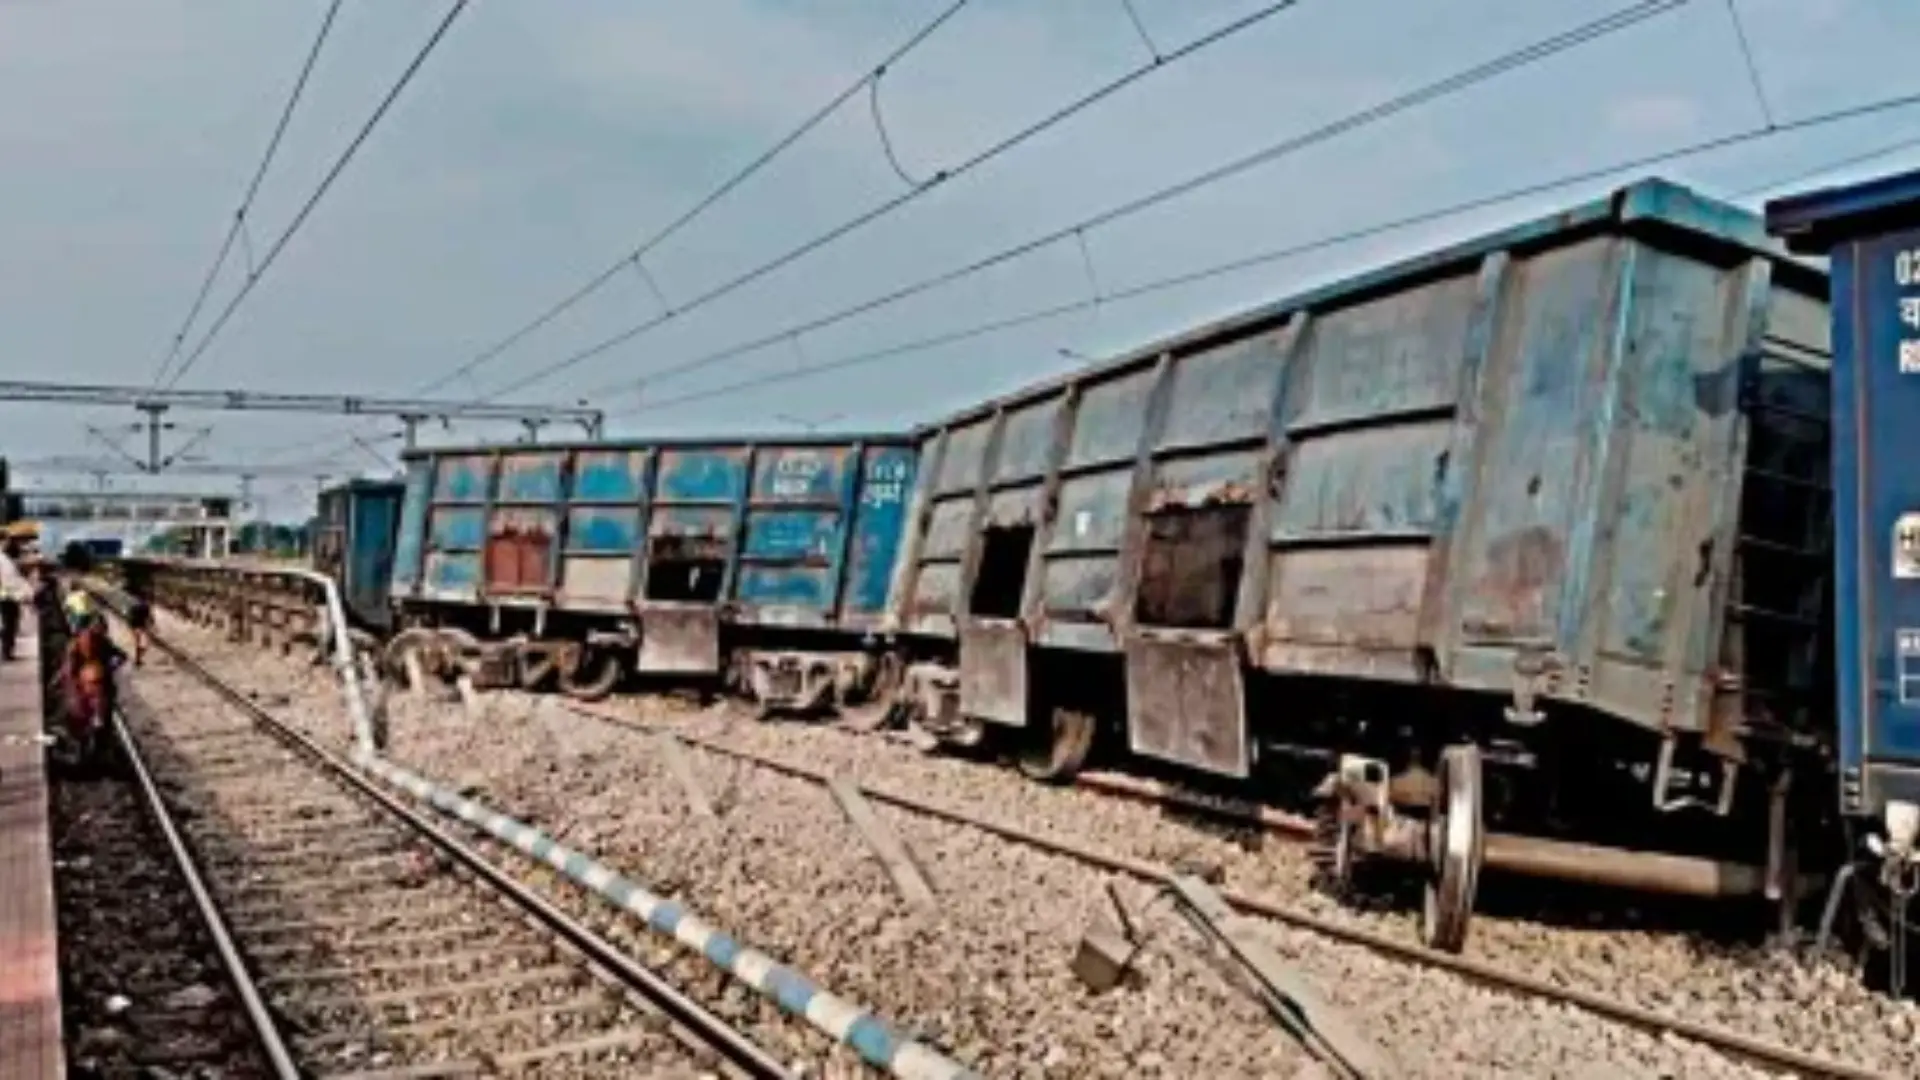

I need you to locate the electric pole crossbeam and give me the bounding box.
[0,380,602,433]
[11,458,342,479]
[0,378,605,471]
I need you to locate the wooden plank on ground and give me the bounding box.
[655,732,716,819]
[828,776,935,908]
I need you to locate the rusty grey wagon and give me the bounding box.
[883,178,1834,950]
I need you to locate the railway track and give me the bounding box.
[112,582,1916,1077]
[99,616,798,1078]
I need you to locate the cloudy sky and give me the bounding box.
[3,0,1918,521]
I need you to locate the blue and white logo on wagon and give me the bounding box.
[1898,629,1920,706]
[1896,513,1920,580]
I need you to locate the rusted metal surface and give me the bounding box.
[957,618,1027,727]
[1481,834,1764,898]
[1124,631,1249,778]
[483,507,557,595]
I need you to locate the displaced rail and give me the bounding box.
[94,590,796,1079]
[563,700,1897,1080]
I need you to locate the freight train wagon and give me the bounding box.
[1768,168,1920,966]
[384,435,918,707]
[882,177,1836,951]
[314,479,407,633]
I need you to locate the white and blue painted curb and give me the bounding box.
[349,747,979,1080]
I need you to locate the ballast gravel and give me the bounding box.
[141,607,1918,1080]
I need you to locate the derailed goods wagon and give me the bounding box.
[315,479,406,633]
[386,436,918,707]
[886,178,1836,950]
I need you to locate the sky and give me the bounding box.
[3,0,1920,523]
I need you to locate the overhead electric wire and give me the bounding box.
[255,0,1315,463]
[410,0,978,397]
[162,0,470,392]
[416,0,1314,398]
[606,93,1920,422]
[150,0,344,389]
[512,0,1687,403]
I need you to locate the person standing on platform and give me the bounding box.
[0,536,30,662]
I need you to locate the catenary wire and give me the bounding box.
[253,0,1315,463]
[505,0,1688,403]
[604,97,1920,422]
[150,0,345,389]
[162,0,470,391]
[408,0,977,398]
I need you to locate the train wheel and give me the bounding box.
[1015,705,1097,783]
[1420,743,1485,953]
[560,649,622,702]
[436,627,482,674]
[383,628,444,689]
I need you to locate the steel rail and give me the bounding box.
[108,707,302,1079]
[90,587,797,1080]
[563,701,1896,1080]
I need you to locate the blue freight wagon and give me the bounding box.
[387,435,918,706]
[1768,168,1920,963]
[886,178,1835,951]
[315,479,406,633]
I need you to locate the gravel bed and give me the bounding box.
[113,648,731,1078]
[50,733,272,1078]
[142,611,1905,1079]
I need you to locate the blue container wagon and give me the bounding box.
[1768,167,1920,968]
[387,435,918,707]
[315,478,407,634]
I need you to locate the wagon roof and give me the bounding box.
[397,431,917,463]
[920,176,1830,434]
[1765,164,1920,253]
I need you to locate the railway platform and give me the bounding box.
[0,618,63,1080]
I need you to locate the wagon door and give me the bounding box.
[956,398,1061,728]
[637,447,747,674]
[1123,334,1292,779]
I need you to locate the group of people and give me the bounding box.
[0,528,152,771]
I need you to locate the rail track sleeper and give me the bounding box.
[256,944,561,988]
[231,903,476,938]
[292,965,589,1012]
[293,993,620,1051]
[243,923,509,961]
